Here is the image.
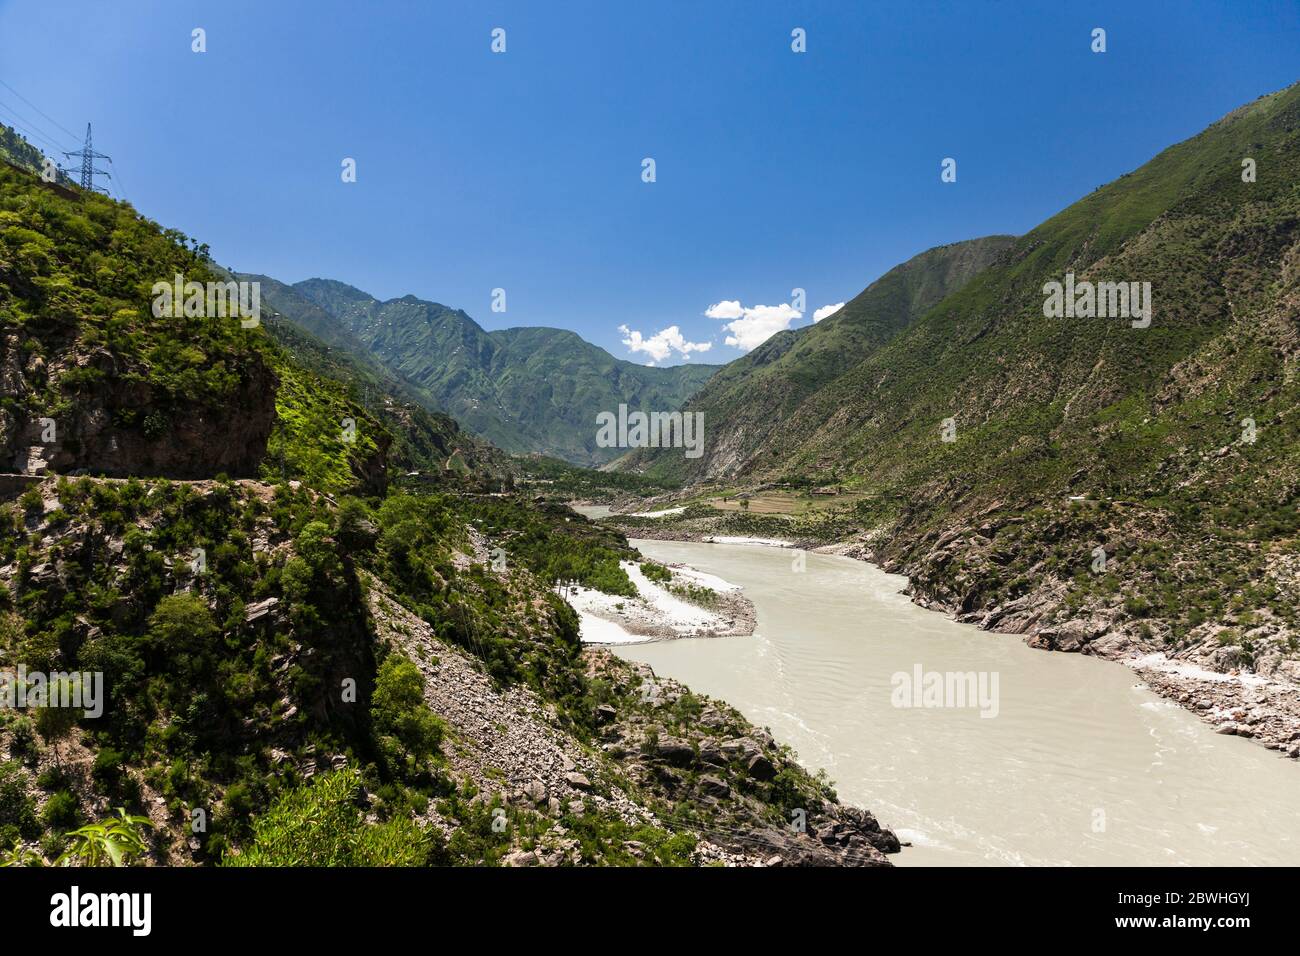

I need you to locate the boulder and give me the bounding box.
[697,774,731,798]
[746,752,777,781]
[245,597,279,623]
[563,772,592,791]
[654,736,696,767]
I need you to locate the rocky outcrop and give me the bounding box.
[863,505,1300,759]
[0,332,278,479]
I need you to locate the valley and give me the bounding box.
[0,3,1294,883]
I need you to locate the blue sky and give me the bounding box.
[0,0,1296,365]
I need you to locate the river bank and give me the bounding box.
[824,537,1300,761]
[583,503,1300,762]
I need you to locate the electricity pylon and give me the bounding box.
[62,123,111,192]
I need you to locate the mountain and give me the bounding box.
[620,234,1017,478]
[237,273,510,483]
[618,82,1300,666]
[257,277,719,466]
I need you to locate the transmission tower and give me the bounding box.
[61,123,111,192]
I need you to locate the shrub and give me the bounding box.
[91,748,126,791]
[373,654,445,779]
[222,769,436,866]
[640,561,671,584]
[0,761,39,846]
[41,790,80,830]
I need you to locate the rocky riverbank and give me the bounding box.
[593,504,1300,763]
[830,536,1300,760]
[366,573,898,866]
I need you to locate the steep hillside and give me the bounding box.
[0,156,278,480]
[0,126,72,188]
[0,146,509,497]
[268,278,718,465]
[621,235,1016,479]
[0,122,899,867]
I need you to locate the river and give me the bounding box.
[590,527,1299,865]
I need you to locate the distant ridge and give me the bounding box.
[254,277,719,465]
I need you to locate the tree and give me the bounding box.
[34,678,80,769]
[222,770,435,867]
[373,655,445,777]
[146,593,219,686]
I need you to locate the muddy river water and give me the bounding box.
[599,532,1299,865]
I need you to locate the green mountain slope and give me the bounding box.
[273,278,719,465]
[0,125,72,188]
[240,274,510,483]
[621,234,1016,479]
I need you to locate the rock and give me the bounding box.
[720,737,761,762]
[697,743,727,766]
[1215,721,1239,735]
[524,779,547,804]
[746,752,777,781]
[26,563,56,585]
[244,597,279,623]
[654,736,696,767]
[594,704,617,724]
[698,774,730,798]
[1088,631,1135,657]
[502,850,537,867]
[563,772,592,791]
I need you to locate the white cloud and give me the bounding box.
[705,300,803,352]
[619,324,713,364]
[813,302,844,323]
[704,300,745,320]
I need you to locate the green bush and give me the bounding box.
[372,654,445,779]
[0,761,39,846]
[223,769,437,866]
[41,790,80,830]
[640,561,671,584]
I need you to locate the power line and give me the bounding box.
[0,78,135,208]
[0,79,127,200]
[0,77,80,143]
[105,155,130,204]
[0,100,72,154]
